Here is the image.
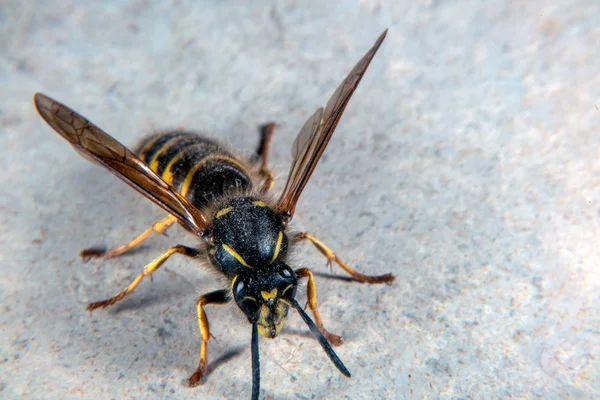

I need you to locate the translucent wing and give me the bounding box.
[33,93,209,235]
[276,29,388,219]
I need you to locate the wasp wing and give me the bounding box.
[33,92,209,235]
[276,29,387,219]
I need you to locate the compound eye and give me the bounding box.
[279,266,293,280]
[235,279,245,296]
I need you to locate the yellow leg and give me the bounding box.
[297,232,395,284]
[188,289,231,387]
[256,122,276,193]
[86,245,200,311]
[295,267,343,346]
[80,215,177,261]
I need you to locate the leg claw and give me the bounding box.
[188,360,207,387]
[80,248,107,262]
[326,332,344,346]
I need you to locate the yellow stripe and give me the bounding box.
[138,135,164,160]
[181,154,248,198]
[222,244,252,268]
[270,231,283,263]
[160,146,192,184]
[216,206,233,219]
[253,200,267,207]
[161,142,207,184]
[261,288,278,300]
[231,275,239,293]
[282,284,293,295]
[148,136,188,172]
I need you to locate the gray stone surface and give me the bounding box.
[1,1,599,399]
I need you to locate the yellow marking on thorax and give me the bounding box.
[270,231,284,263]
[216,206,233,219]
[148,136,187,171]
[261,288,278,300]
[181,154,248,198]
[253,200,267,207]
[222,244,252,268]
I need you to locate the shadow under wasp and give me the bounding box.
[34,29,394,400]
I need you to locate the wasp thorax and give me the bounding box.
[232,264,298,338]
[209,197,288,277]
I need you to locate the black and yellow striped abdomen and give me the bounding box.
[137,132,253,210]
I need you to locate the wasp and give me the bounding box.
[34,29,394,400]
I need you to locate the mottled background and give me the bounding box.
[1,1,598,399]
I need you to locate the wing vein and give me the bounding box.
[33,92,209,236]
[276,29,388,218]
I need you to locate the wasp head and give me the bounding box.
[232,264,298,339]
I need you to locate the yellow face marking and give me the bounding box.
[270,231,283,263]
[279,298,291,306]
[148,136,186,171]
[282,284,293,296]
[243,296,257,303]
[253,200,267,207]
[257,302,288,339]
[216,206,233,219]
[231,275,239,293]
[222,244,252,268]
[261,288,278,300]
[181,155,248,198]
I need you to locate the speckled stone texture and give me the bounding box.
[1,1,598,399]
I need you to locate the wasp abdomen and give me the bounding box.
[137,132,253,209]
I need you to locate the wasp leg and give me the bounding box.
[295,267,343,346]
[80,215,178,261]
[296,232,395,284]
[255,122,276,192]
[86,245,200,311]
[188,289,231,387]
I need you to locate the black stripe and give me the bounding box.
[154,136,205,176]
[187,158,252,209]
[137,132,188,163]
[169,142,222,190]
